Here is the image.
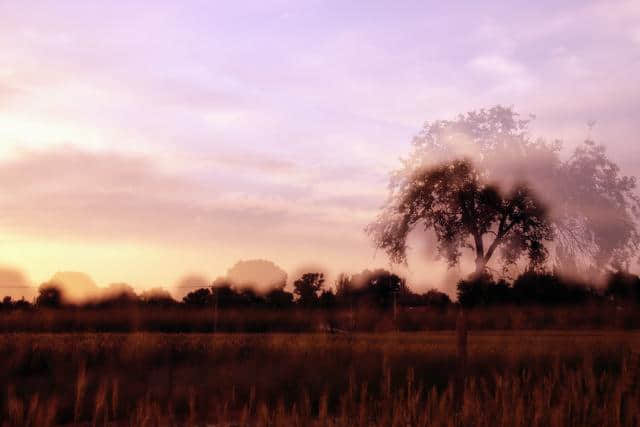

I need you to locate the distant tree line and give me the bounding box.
[456,270,640,308]
[3,268,640,312]
[0,269,450,311]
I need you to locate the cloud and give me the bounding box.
[48,271,99,302]
[0,146,384,256]
[470,55,535,94]
[225,259,288,292]
[0,266,35,300]
[172,274,211,299]
[0,147,285,242]
[203,150,297,174]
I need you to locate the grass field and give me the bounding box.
[2,331,640,426]
[2,305,638,333]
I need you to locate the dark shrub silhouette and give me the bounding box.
[457,273,511,308]
[334,269,450,310]
[347,269,406,309]
[36,283,63,308]
[319,290,337,309]
[140,287,176,306]
[605,270,640,304]
[0,296,29,310]
[456,270,597,307]
[238,288,265,306]
[265,288,294,308]
[512,271,593,306]
[422,289,452,308]
[182,288,212,306]
[94,283,140,308]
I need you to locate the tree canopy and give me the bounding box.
[367,158,553,275]
[293,273,325,306]
[371,106,639,274]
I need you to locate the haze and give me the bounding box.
[1,0,639,292]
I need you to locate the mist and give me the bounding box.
[382,107,639,283]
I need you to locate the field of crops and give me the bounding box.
[1,331,640,426]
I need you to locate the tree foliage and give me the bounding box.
[367,158,553,275]
[182,288,212,306]
[558,141,640,270]
[293,273,325,306]
[36,283,63,308]
[371,105,639,273]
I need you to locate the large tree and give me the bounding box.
[559,141,640,270]
[366,158,553,276]
[376,106,639,273]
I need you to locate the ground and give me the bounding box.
[2,331,639,426]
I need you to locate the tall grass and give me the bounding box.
[1,305,639,333]
[1,332,639,425]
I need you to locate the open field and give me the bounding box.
[2,331,640,426]
[2,305,640,333]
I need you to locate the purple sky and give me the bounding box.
[0,0,639,293]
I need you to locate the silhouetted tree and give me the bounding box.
[96,283,139,308]
[371,271,404,309]
[558,141,640,270]
[293,273,325,307]
[182,288,212,307]
[367,158,553,276]
[209,283,237,308]
[399,105,639,272]
[140,287,176,306]
[348,269,406,309]
[335,274,352,296]
[36,283,63,308]
[13,298,32,310]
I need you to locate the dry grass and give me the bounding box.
[1,332,639,426]
[1,305,639,333]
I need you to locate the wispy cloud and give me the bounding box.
[0,146,381,250]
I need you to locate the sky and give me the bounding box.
[0,0,639,294]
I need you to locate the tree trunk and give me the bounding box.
[474,257,485,276]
